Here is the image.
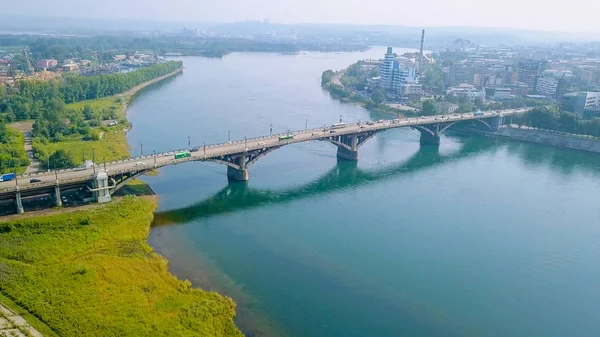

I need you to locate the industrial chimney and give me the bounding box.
[418,29,425,69]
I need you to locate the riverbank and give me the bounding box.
[322,70,416,117]
[489,126,600,154]
[31,66,183,169]
[0,196,243,336]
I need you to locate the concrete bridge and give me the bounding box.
[0,108,527,214]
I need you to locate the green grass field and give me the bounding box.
[65,96,127,114]
[36,131,130,166]
[0,196,242,337]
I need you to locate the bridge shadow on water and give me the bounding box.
[152,137,500,227]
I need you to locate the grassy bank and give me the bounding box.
[0,125,29,174]
[0,196,243,336]
[29,66,183,169]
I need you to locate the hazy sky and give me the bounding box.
[7,0,600,33]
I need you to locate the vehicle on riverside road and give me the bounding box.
[29,178,42,183]
[0,173,15,182]
[174,151,191,159]
[278,135,294,141]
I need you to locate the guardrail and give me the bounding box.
[3,108,527,190]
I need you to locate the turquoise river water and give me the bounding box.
[125,47,600,337]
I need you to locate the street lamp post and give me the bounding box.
[153,150,156,168]
[92,149,96,175]
[270,123,273,136]
[203,142,206,158]
[244,136,247,150]
[103,155,107,172]
[305,119,308,130]
[228,130,231,143]
[140,143,143,157]
[188,136,191,150]
[339,114,342,123]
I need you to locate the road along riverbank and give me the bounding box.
[482,126,600,154]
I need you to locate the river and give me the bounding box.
[126,47,600,337]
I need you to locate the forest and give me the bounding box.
[0,61,182,170]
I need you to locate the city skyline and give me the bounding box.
[3,0,600,34]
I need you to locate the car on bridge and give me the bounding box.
[29,178,41,183]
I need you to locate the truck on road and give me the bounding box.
[0,173,16,182]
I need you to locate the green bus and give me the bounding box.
[174,151,191,159]
[278,135,294,141]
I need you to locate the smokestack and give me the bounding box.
[419,29,425,69]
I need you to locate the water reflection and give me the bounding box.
[153,137,499,226]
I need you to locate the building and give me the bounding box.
[493,87,512,100]
[113,55,127,62]
[398,83,422,97]
[535,76,559,97]
[446,84,485,102]
[380,47,395,90]
[37,59,58,69]
[62,63,79,72]
[392,60,418,92]
[561,91,600,116]
[517,60,541,88]
[580,67,599,85]
[436,101,459,114]
[367,77,381,90]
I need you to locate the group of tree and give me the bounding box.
[0,121,29,173]
[0,61,182,169]
[513,107,600,137]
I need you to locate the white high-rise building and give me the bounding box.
[380,47,395,90]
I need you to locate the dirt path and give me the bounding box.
[8,121,41,174]
[0,304,43,337]
[331,70,345,86]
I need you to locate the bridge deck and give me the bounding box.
[0,109,526,196]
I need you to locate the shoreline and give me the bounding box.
[118,67,183,117]
[479,126,600,154]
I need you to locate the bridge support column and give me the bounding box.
[419,131,440,145]
[489,116,504,131]
[94,171,112,203]
[14,191,24,214]
[54,185,62,207]
[226,154,249,181]
[336,135,359,161]
[337,146,359,160]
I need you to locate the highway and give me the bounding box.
[0,108,527,194]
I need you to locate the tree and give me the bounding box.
[48,149,75,169]
[83,104,95,120]
[558,112,580,133]
[321,70,335,85]
[422,100,437,115]
[371,88,386,104]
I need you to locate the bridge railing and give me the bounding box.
[8,108,529,182]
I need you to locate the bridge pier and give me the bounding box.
[54,185,62,207]
[226,154,249,181]
[14,191,24,214]
[489,115,505,131]
[336,134,359,161]
[227,166,249,181]
[94,171,112,203]
[337,146,359,160]
[419,131,440,145]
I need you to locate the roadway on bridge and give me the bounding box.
[0,108,526,193]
